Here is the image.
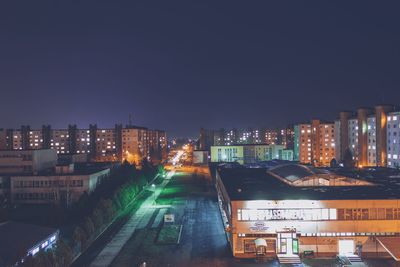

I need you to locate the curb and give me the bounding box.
[177,225,183,245]
[71,173,161,264]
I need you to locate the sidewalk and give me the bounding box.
[90,171,175,267]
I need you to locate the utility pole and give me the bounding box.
[129,114,133,127]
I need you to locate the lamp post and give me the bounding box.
[151,183,156,203]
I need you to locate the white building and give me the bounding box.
[0,149,57,174]
[10,166,110,205]
[367,116,376,166]
[348,118,359,161]
[387,111,400,168]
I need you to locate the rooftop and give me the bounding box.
[0,221,58,265]
[217,164,400,201]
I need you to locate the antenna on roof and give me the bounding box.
[129,114,133,127]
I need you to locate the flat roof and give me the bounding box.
[0,164,109,177]
[211,143,283,147]
[218,165,400,201]
[0,221,58,264]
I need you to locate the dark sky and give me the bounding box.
[1,1,400,138]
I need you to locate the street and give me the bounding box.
[110,168,238,267]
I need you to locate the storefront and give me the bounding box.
[216,164,400,261]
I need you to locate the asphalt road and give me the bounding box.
[110,169,234,267]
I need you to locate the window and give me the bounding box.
[378,208,385,220]
[244,240,256,253]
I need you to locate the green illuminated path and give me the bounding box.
[90,171,175,267]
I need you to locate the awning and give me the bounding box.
[376,237,400,261]
[254,238,267,247]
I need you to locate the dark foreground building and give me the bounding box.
[0,221,59,266]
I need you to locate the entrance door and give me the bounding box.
[292,239,299,254]
[277,233,297,255]
[339,240,354,255]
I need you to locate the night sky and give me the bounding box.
[1,1,400,137]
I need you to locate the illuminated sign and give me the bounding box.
[238,208,336,221]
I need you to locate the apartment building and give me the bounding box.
[335,105,395,168]
[294,120,336,167]
[387,111,400,168]
[0,124,167,165]
[294,124,312,164]
[200,127,294,150]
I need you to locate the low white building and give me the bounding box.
[0,149,57,174]
[10,166,110,205]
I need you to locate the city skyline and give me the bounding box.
[1,1,400,137]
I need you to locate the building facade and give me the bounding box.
[294,120,336,167]
[335,105,396,168]
[387,111,400,168]
[0,149,57,174]
[216,166,400,262]
[210,144,294,165]
[0,124,167,165]
[200,127,295,149]
[10,167,110,206]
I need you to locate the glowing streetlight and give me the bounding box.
[151,184,156,203]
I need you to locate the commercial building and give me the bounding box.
[0,124,167,165]
[0,221,59,266]
[294,120,336,167]
[216,165,400,263]
[210,144,294,165]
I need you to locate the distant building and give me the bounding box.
[199,126,294,150]
[0,124,167,165]
[193,150,209,164]
[387,111,400,168]
[294,120,335,167]
[210,144,294,165]
[0,221,59,266]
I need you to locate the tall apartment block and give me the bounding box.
[294,120,335,166]
[335,105,395,168]
[387,111,400,168]
[0,124,167,165]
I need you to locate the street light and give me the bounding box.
[151,184,156,203]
